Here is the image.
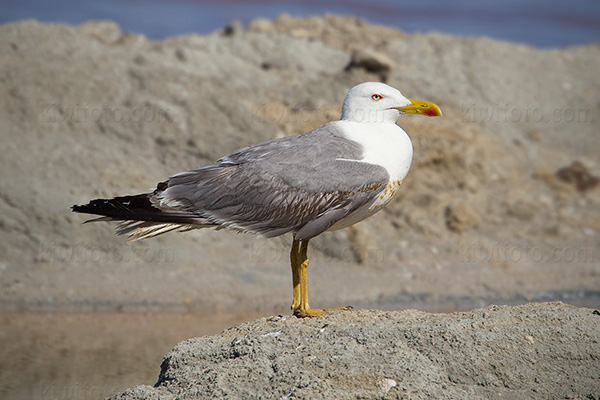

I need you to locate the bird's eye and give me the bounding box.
[371,94,383,101]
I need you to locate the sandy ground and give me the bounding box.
[0,15,599,399]
[0,312,264,400]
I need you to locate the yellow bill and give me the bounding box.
[394,99,442,117]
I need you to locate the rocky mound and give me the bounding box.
[111,302,600,399]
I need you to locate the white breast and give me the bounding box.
[336,120,413,182]
[327,120,413,231]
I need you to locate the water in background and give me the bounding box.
[2,0,600,48]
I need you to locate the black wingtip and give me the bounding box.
[71,204,86,213]
[71,184,200,226]
[71,200,109,215]
[70,195,151,219]
[71,193,194,225]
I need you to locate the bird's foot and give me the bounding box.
[293,305,352,318]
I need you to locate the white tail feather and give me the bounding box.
[117,221,199,241]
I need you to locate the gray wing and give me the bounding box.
[217,122,364,165]
[156,123,389,241]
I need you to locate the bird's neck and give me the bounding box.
[340,109,400,124]
[336,121,414,181]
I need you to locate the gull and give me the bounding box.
[72,82,442,317]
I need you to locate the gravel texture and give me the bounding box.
[111,302,600,399]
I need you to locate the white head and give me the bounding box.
[340,82,442,124]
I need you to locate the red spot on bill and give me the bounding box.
[423,107,441,117]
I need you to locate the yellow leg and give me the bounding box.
[290,240,301,311]
[290,238,350,317]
